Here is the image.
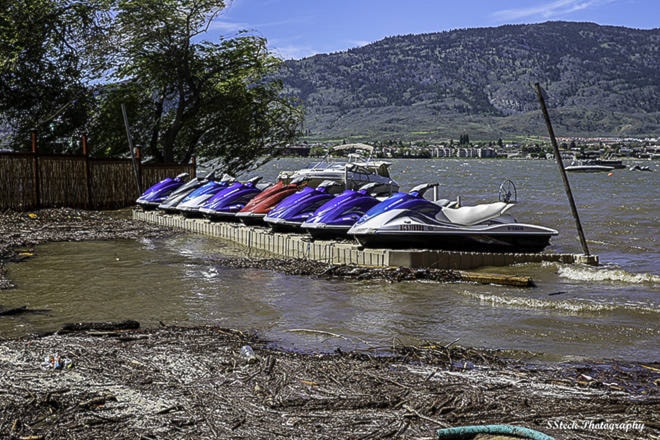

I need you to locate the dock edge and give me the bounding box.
[133,210,599,270]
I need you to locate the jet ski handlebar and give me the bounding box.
[498,179,517,203]
[409,182,439,197]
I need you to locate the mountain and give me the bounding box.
[278,21,660,142]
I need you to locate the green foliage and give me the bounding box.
[278,22,660,141]
[0,0,111,151]
[1,0,302,173]
[87,0,303,172]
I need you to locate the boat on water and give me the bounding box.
[347,180,558,253]
[584,158,626,169]
[277,143,399,194]
[564,161,615,173]
[629,164,653,172]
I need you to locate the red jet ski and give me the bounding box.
[235,176,307,226]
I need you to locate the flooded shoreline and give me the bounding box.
[1,208,658,363]
[1,208,658,439]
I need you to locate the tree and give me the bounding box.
[0,0,111,151]
[88,0,302,175]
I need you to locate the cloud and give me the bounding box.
[347,40,373,49]
[269,43,317,60]
[207,19,248,34]
[492,0,614,22]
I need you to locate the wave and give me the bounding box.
[554,264,660,285]
[460,291,660,315]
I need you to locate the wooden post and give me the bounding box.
[81,134,87,155]
[533,83,590,256]
[121,103,142,195]
[191,155,197,177]
[31,131,41,209]
[82,134,92,209]
[135,146,142,192]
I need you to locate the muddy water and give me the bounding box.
[3,234,658,362]
[2,158,659,362]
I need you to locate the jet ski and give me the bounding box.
[300,182,389,240]
[198,176,265,221]
[174,174,236,217]
[264,180,342,233]
[343,182,457,232]
[157,169,221,213]
[136,173,189,210]
[347,180,558,253]
[235,176,308,226]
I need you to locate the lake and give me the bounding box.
[4,158,659,362]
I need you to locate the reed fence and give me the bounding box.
[0,142,195,211]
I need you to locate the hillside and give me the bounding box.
[278,21,660,142]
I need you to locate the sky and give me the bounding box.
[208,0,659,59]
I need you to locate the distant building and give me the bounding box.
[281,145,311,157]
[478,148,496,158]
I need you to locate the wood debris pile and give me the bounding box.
[0,326,657,439]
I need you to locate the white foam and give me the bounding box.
[557,265,660,285]
[460,290,659,315]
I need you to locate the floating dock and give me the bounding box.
[133,210,598,270]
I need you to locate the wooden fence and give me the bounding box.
[0,139,195,211]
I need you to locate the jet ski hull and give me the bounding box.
[136,174,189,210]
[301,188,383,240]
[351,228,555,252]
[198,179,264,221]
[176,181,233,217]
[236,180,304,226]
[348,207,558,253]
[303,223,354,240]
[264,185,336,232]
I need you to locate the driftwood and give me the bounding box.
[208,257,535,287]
[0,326,656,440]
[0,305,28,316]
[58,320,140,333]
[0,305,50,316]
[457,271,535,287]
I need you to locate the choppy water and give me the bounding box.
[3,158,659,362]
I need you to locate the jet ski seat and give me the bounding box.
[439,202,514,226]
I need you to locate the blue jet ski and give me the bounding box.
[300,182,388,240]
[157,169,221,212]
[351,182,452,227]
[198,176,266,221]
[136,173,189,210]
[348,180,558,252]
[263,180,342,232]
[174,174,236,217]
